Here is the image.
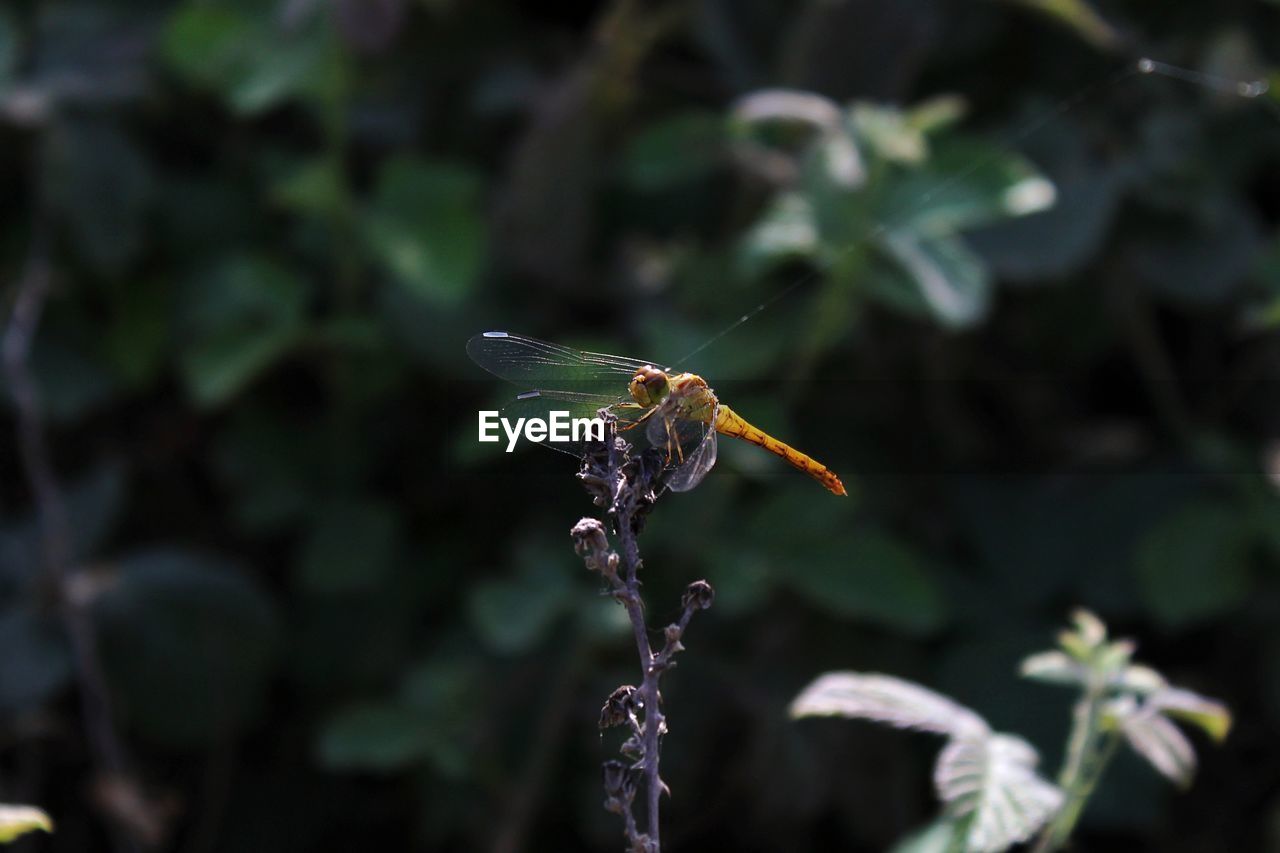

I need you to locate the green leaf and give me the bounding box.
[739,192,820,278]
[161,3,334,115]
[784,530,948,634]
[1096,637,1137,676]
[731,89,842,135]
[881,135,1055,236]
[965,113,1123,281]
[317,703,434,773]
[1112,699,1198,787]
[177,253,308,339]
[997,0,1123,50]
[0,805,53,843]
[272,157,348,218]
[1068,607,1107,647]
[28,334,117,422]
[791,672,989,737]
[182,326,302,407]
[851,102,930,164]
[888,819,962,853]
[45,116,152,271]
[160,5,249,87]
[467,554,573,654]
[363,158,486,303]
[177,255,308,406]
[1019,650,1086,687]
[104,278,171,389]
[793,673,1063,851]
[227,34,330,116]
[1151,687,1232,742]
[935,733,1064,852]
[877,230,991,328]
[1116,665,1168,695]
[94,549,278,747]
[904,96,968,135]
[729,89,850,184]
[315,656,485,777]
[298,499,400,593]
[398,657,484,777]
[620,111,724,190]
[1134,501,1252,627]
[0,608,72,713]
[211,411,326,531]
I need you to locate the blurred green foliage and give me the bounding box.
[1,0,1279,851]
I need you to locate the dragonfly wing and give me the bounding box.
[495,389,634,458]
[644,403,719,492]
[665,427,717,492]
[467,332,662,388]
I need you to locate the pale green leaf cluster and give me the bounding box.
[1023,609,1231,789]
[791,673,1063,852]
[730,90,1055,331]
[0,805,52,844]
[795,610,1231,852]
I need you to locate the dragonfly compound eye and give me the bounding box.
[629,366,669,405]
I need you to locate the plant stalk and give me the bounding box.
[1032,678,1120,852]
[610,430,664,849]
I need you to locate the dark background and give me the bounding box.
[2,0,1279,850]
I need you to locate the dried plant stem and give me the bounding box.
[572,416,713,852]
[609,432,664,846]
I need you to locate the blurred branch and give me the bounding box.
[496,0,685,285]
[1111,273,1194,445]
[992,0,1126,52]
[572,417,713,852]
[489,644,585,853]
[2,185,146,852]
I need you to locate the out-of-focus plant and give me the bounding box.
[1,0,1276,848]
[730,89,1056,349]
[792,610,1231,852]
[0,805,52,844]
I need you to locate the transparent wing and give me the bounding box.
[645,403,719,492]
[467,332,663,388]
[495,390,647,458]
[664,426,718,492]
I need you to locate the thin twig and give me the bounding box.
[3,201,141,853]
[489,643,586,853]
[1112,272,1194,445]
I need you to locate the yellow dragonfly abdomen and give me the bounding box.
[714,405,848,496]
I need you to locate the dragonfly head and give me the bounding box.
[628,366,670,406]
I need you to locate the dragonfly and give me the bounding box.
[467,331,847,496]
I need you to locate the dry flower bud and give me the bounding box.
[600,685,639,730]
[602,760,638,804]
[681,579,715,611]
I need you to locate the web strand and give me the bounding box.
[1136,57,1269,99]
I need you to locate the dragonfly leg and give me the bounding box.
[664,416,685,464]
[618,405,657,433]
